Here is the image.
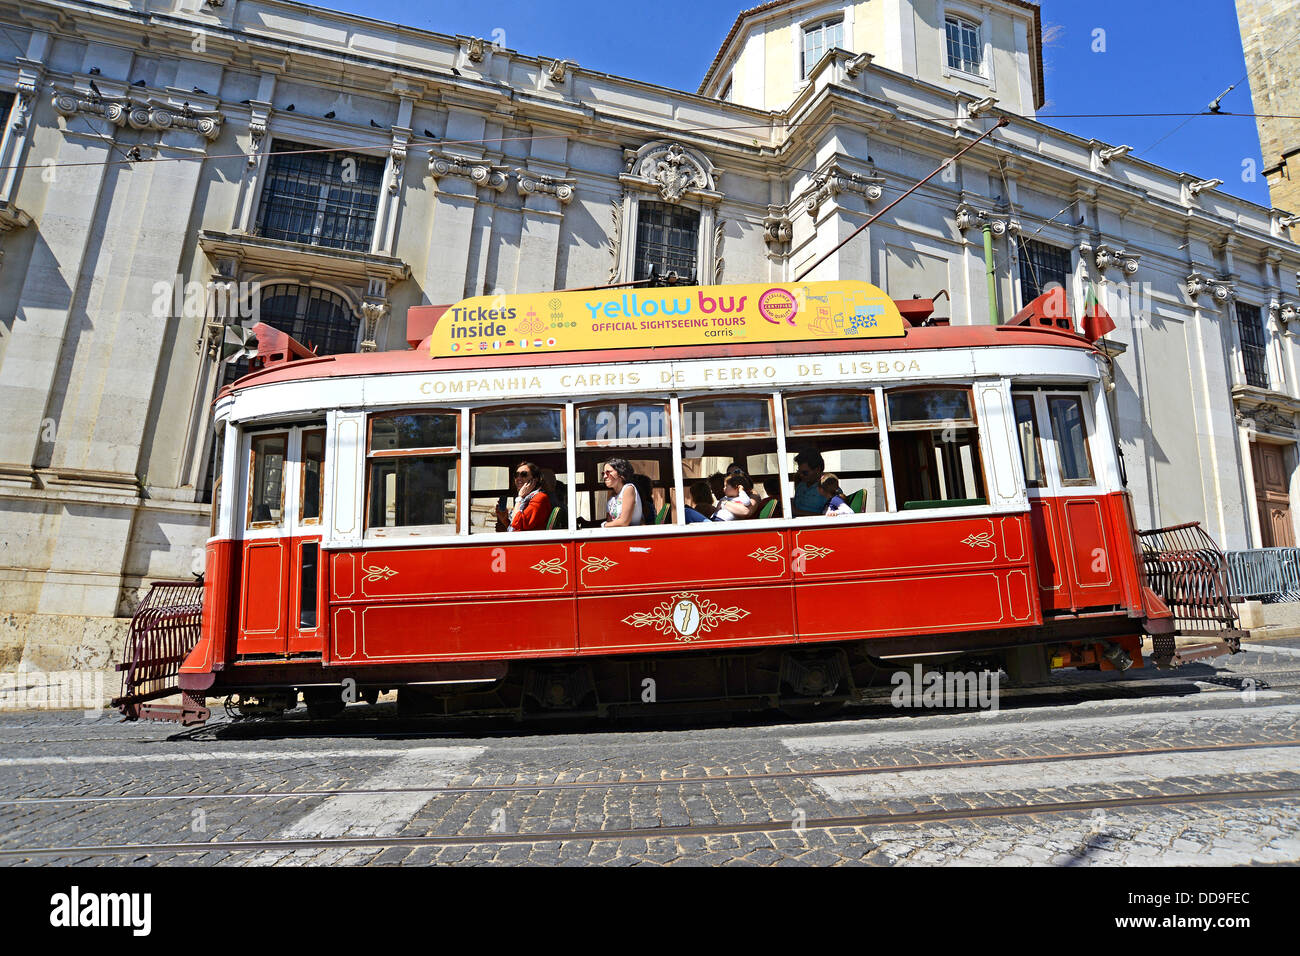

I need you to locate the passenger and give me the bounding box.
[712,473,753,521]
[818,473,854,517]
[707,471,727,502]
[792,450,825,516]
[600,457,643,528]
[685,480,713,524]
[495,461,552,532]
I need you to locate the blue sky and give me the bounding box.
[317,0,1273,206]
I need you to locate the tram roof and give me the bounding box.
[219,323,1101,397]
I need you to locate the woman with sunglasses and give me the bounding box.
[600,457,643,528]
[495,461,552,532]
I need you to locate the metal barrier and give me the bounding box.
[111,580,208,725]
[1136,522,1243,652]
[1225,547,1300,602]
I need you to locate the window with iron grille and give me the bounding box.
[634,202,700,282]
[255,139,384,252]
[1237,301,1270,389]
[202,286,357,502]
[945,16,982,75]
[1018,238,1072,306]
[802,18,844,79]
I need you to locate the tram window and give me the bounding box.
[1047,395,1094,484]
[469,405,566,533]
[1012,395,1046,488]
[784,391,886,514]
[299,542,318,629]
[247,432,288,528]
[300,428,326,523]
[367,410,459,531]
[472,406,564,450]
[209,423,225,538]
[680,396,781,517]
[576,401,672,525]
[886,388,987,510]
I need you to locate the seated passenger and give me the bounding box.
[495,461,552,532]
[600,458,643,528]
[792,450,826,516]
[685,480,713,524]
[707,471,727,502]
[818,473,854,517]
[712,473,753,521]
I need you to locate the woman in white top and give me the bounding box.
[713,473,753,521]
[601,457,643,528]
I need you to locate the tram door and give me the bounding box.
[236,423,327,656]
[1014,389,1121,614]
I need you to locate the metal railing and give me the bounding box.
[112,580,206,723]
[1136,522,1241,639]
[1225,547,1300,602]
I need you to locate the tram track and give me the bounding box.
[4,784,1298,860]
[3,737,1299,806]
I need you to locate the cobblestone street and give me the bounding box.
[3,639,1299,866]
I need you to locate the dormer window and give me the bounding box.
[802,18,843,79]
[945,15,983,75]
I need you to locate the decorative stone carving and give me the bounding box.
[543,59,573,83]
[845,52,873,78]
[359,299,389,352]
[429,153,509,192]
[607,194,622,284]
[388,142,407,195]
[1185,271,1233,304]
[53,88,223,140]
[516,169,576,204]
[966,96,998,118]
[128,99,223,140]
[466,37,486,63]
[954,202,1019,237]
[52,86,128,126]
[713,218,726,283]
[1094,244,1140,276]
[763,206,792,248]
[1238,404,1297,435]
[246,100,272,168]
[623,141,716,203]
[1186,177,1223,198]
[803,167,886,217]
[1097,144,1132,164]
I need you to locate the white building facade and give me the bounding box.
[0,0,1298,655]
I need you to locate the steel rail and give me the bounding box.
[4,738,1298,806]
[4,786,1298,859]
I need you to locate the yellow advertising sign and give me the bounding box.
[428,280,906,358]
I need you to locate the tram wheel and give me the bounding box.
[302,687,346,720]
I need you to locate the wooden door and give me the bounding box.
[1252,441,1295,547]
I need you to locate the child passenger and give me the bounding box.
[818,473,854,517]
[712,473,753,521]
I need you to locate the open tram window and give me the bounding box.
[784,390,886,515]
[247,432,288,528]
[680,395,781,520]
[469,405,566,533]
[299,428,326,523]
[886,387,987,510]
[367,411,459,532]
[575,401,672,526]
[1012,393,1046,489]
[210,421,227,537]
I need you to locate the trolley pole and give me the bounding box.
[794,116,1009,283]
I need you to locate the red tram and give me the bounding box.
[115,279,1242,725]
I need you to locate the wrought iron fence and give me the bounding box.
[1225,547,1300,602]
[112,580,204,722]
[1136,522,1241,639]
